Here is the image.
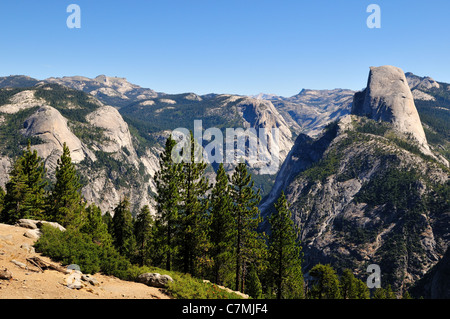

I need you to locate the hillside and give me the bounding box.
[260,66,450,295]
[0,223,170,299]
[0,83,160,214]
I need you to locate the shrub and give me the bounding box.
[34,225,130,277]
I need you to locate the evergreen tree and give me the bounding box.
[102,211,113,234]
[81,203,112,247]
[49,143,84,227]
[267,191,304,299]
[134,205,153,266]
[178,131,210,276]
[154,135,182,271]
[112,197,136,260]
[229,162,265,293]
[1,143,47,224]
[309,264,342,299]
[0,186,5,217]
[246,264,263,299]
[340,269,370,299]
[208,163,235,286]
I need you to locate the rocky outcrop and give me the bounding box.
[86,105,136,154]
[411,248,450,299]
[257,89,355,137]
[262,115,449,293]
[22,106,89,165]
[234,97,294,174]
[137,273,174,288]
[405,72,440,91]
[261,66,449,295]
[0,90,45,114]
[352,65,431,155]
[44,75,158,108]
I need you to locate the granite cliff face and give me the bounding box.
[0,84,160,215]
[352,66,431,155]
[261,66,450,295]
[255,89,355,137]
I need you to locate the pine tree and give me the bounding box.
[268,191,304,299]
[1,143,47,224]
[154,135,182,271]
[309,264,342,299]
[0,186,5,215]
[246,264,263,299]
[81,203,112,247]
[229,162,265,293]
[208,163,235,286]
[111,197,136,260]
[178,131,210,276]
[340,269,370,299]
[134,205,153,266]
[49,143,84,228]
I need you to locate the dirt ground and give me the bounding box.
[0,223,171,299]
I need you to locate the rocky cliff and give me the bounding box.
[352,65,431,156]
[0,84,160,214]
[260,66,450,295]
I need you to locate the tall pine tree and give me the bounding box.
[268,191,304,299]
[308,264,342,299]
[154,135,182,271]
[208,163,235,286]
[111,197,136,260]
[134,205,153,266]
[178,131,210,276]
[1,143,47,224]
[229,162,265,293]
[49,143,84,228]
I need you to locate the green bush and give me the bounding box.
[34,225,130,276]
[127,265,243,299]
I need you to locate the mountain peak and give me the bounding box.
[351,65,431,155]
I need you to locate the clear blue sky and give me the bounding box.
[0,0,449,96]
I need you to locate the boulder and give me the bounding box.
[81,274,100,286]
[23,229,42,239]
[20,243,35,254]
[37,221,66,232]
[0,268,12,280]
[16,219,66,233]
[17,219,38,230]
[137,273,173,288]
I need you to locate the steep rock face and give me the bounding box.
[0,85,160,216]
[86,105,135,154]
[261,66,450,294]
[255,89,355,137]
[22,106,89,165]
[261,115,449,293]
[235,97,294,169]
[352,65,431,155]
[412,247,450,299]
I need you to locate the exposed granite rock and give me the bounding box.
[352,65,431,155]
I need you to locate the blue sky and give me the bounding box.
[0,0,449,96]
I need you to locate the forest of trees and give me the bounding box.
[0,138,407,299]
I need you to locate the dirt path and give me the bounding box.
[0,223,171,299]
